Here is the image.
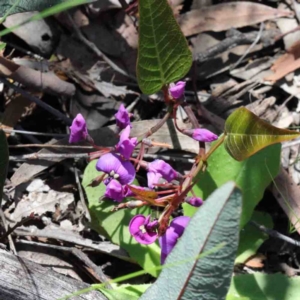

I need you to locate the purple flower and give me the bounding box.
[96,153,135,185]
[115,104,131,130]
[169,81,186,99]
[159,216,190,264]
[104,179,124,202]
[115,125,138,159]
[147,160,177,188]
[69,114,88,143]
[129,214,158,244]
[183,128,218,142]
[185,196,203,207]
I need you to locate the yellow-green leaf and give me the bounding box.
[137,0,192,94]
[224,107,300,161]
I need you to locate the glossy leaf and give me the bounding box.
[184,142,280,228]
[224,107,300,161]
[227,273,300,300]
[236,211,273,264]
[140,182,242,300]
[82,160,160,277]
[0,131,8,205]
[137,0,192,94]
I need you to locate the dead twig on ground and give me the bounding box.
[16,239,112,288]
[251,221,300,247]
[0,56,75,97]
[74,165,91,222]
[0,77,72,125]
[196,28,280,63]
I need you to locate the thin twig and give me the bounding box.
[3,128,68,137]
[230,22,264,71]
[9,153,89,161]
[0,216,34,242]
[0,77,72,125]
[251,221,300,247]
[9,144,94,149]
[74,165,91,222]
[16,239,112,288]
[196,28,279,63]
[67,13,135,81]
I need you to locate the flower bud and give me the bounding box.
[185,196,203,207]
[169,81,186,99]
[183,128,218,142]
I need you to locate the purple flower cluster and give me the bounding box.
[68,82,218,264]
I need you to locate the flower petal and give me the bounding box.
[148,160,177,182]
[129,215,158,245]
[96,153,122,174]
[115,104,131,129]
[117,159,136,185]
[147,171,163,189]
[159,216,190,264]
[105,179,124,202]
[69,114,88,143]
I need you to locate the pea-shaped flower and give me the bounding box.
[96,153,135,185]
[115,104,131,130]
[115,125,138,159]
[159,216,190,264]
[147,159,178,188]
[129,214,158,244]
[169,81,186,99]
[69,114,88,143]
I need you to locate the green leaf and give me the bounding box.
[184,142,280,228]
[224,107,300,161]
[0,42,6,51]
[0,130,8,205]
[236,211,273,264]
[99,284,150,300]
[82,160,160,278]
[137,0,192,94]
[140,182,242,300]
[227,273,300,300]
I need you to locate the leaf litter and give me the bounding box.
[2,0,300,297]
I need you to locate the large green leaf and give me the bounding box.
[137,0,192,94]
[224,107,300,161]
[236,211,273,264]
[184,143,280,228]
[140,182,242,300]
[0,130,8,205]
[82,160,160,278]
[227,273,300,300]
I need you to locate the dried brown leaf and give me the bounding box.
[178,2,292,36]
[265,40,300,82]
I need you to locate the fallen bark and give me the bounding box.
[0,56,75,97]
[0,248,106,300]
